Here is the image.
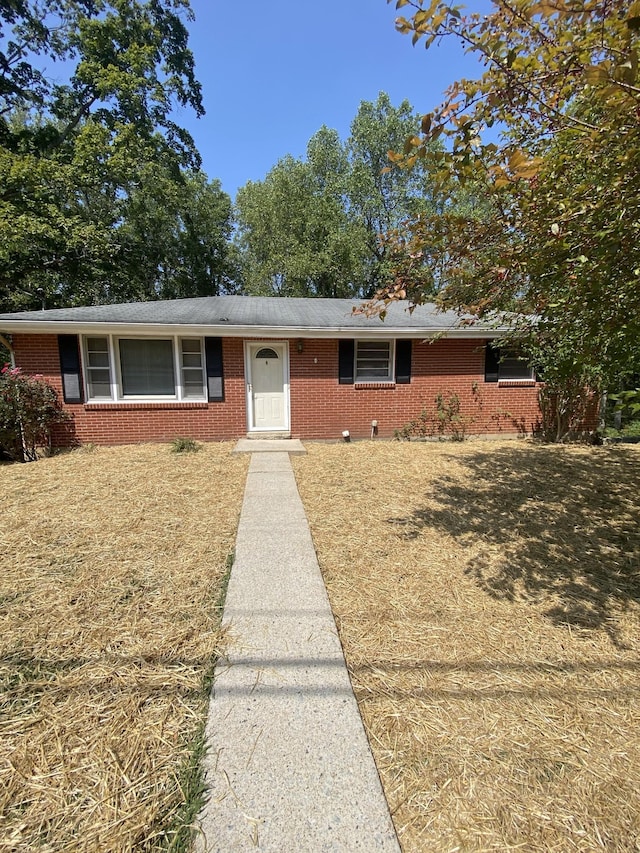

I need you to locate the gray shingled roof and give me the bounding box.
[0,295,508,337]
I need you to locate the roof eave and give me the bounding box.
[0,320,509,339]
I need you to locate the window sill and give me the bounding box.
[497,379,536,387]
[354,382,396,390]
[84,401,209,410]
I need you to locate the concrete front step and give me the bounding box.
[234,438,306,455]
[245,431,291,440]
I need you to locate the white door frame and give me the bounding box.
[244,340,290,433]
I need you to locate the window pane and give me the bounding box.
[88,368,111,398]
[87,337,108,352]
[182,367,202,379]
[356,341,391,380]
[88,350,110,368]
[183,381,204,398]
[182,353,202,369]
[500,355,533,380]
[89,368,110,383]
[89,379,112,398]
[358,359,389,370]
[359,344,389,357]
[182,372,204,397]
[255,347,278,359]
[358,366,390,377]
[181,339,201,353]
[119,339,175,396]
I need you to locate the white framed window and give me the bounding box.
[180,338,206,399]
[82,335,206,402]
[355,340,394,382]
[118,338,175,397]
[85,336,112,399]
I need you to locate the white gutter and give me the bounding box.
[0,321,509,339]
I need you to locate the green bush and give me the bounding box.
[171,436,201,454]
[395,392,472,441]
[603,419,640,438]
[0,366,67,462]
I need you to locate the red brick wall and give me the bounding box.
[12,334,247,445]
[290,338,542,439]
[11,333,544,445]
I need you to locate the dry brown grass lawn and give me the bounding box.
[0,443,248,852]
[293,440,640,852]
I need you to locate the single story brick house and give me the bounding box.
[0,295,543,445]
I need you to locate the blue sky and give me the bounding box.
[179,1,488,200]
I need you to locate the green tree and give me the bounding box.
[114,169,235,302]
[0,1,234,309]
[385,0,640,393]
[346,92,446,293]
[0,0,202,162]
[236,145,369,298]
[235,92,449,298]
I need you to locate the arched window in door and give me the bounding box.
[255,347,279,360]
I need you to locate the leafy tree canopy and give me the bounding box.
[386,0,640,391]
[235,92,456,298]
[0,0,234,310]
[1,0,202,162]
[235,145,370,298]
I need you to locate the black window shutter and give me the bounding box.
[485,342,500,383]
[205,337,224,401]
[57,335,83,403]
[395,339,412,384]
[338,339,355,384]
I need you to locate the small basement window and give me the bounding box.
[355,341,393,382]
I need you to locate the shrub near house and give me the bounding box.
[0,366,66,461]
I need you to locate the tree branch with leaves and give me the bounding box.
[382,0,640,417]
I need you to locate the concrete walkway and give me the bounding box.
[197,449,400,852]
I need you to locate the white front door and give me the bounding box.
[246,342,289,431]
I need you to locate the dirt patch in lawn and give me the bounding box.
[293,440,640,852]
[0,443,248,851]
